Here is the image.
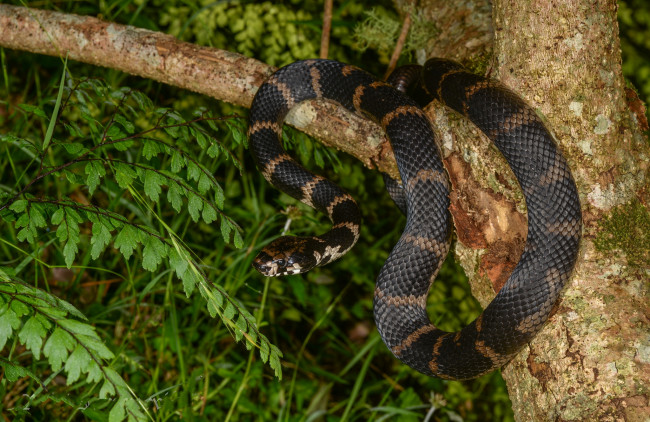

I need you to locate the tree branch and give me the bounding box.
[0,4,399,177]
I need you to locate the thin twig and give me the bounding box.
[384,11,412,80]
[320,0,333,59]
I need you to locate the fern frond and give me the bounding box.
[0,271,149,421]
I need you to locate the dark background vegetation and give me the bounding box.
[0,0,647,421]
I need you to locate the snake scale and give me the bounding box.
[247,58,582,380]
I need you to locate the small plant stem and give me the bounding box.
[284,283,351,422]
[320,0,333,59]
[340,340,378,421]
[384,11,412,80]
[224,274,271,422]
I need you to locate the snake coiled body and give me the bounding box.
[248,59,582,380]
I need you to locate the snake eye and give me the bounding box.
[275,258,287,268]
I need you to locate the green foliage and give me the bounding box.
[0,64,281,419]
[0,270,148,421]
[354,6,438,63]
[154,0,383,67]
[619,0,650,121]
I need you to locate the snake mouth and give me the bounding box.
[252,236,319,277]
[252,259,279,277]
[252,258,303,277]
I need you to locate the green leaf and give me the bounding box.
[114,225,140,260]
[64,169,85,185]
[235,315,247,341]
[90,222,112,260]
[18,103,47,118]
[57,318,99,337]
[270,351,282,379]
[17,226,35,244]
[227,119,246,145]
[10,300,30,318]
[1,357,44,385]
[142,236,165,272]
[86,360,103,383]
[270,344,283,358]
[170,151,185,173]
[63,123,84,138]
[187,193,202,223]
[113,139,134,151]
[168,248,188,279]
[108,397,127,422]
[113,113,135,134]
[206,299,218,318]
[15,212,29,228]
[62,142,86,154]
[223,301,236,321]
[202,204,217,224]
[125,397,147,421]
[18,315,47,359]
[220,217,232,242]
[187,160,200,182]
[30,206,47,228]
[66,344,91,384]
[314,148,324,168]
[142,140,161,160]
[260,340,270,363]
[213,288,223,308]
[35,313,52,331]
[181,268,196,297]
[9,199,27,213]
[197,171,211,194]
[100,378,116,399]
[85,160,106,195]
[131,90,153,110]
[63,240,78,268]
[1,358,38,383]
[214,184,225,209]
[0,306,21,350]
[233,230,243,249]
[144,170,163,202]
[115,163,137,189]
[194,128,207,149]
[78,334,114,360]
[167,182,183,213]
[104,367,129,392]
[106,125,126,140]
[51,208,64,225]
[43,327,75,371]
[207,143,220,158]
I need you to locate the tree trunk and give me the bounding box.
[410,0,650,420]
[0,2,647,420]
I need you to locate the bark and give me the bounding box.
[1,2,648,421]
[491,2,649,421]
[0,4,398,176]
[412,1,650,421]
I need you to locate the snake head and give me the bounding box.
[253,236,318,277]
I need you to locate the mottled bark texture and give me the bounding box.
[411,1,649,421]
[490,2,649,421]
[1,2,648,420]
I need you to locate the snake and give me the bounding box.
[247,58,582,380]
